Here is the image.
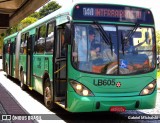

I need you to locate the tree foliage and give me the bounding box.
[39,1,61,19]
[30,12,40,19]
[156,31,160,54]
[18,17,37,30]
[6,24,18,36]
[156,31,160,43]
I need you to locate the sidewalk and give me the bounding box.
[0,83,35,123]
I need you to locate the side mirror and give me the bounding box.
[64,24,71,44]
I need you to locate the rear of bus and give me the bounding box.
[66,3,157,112]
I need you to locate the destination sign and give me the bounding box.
[73,4,154,24]
[83,8,142,20]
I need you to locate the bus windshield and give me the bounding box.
[72,23,156,75]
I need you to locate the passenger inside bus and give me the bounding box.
[72,29,101,71]
[89,30,101,59]
[120,39,146,55]
[72,25,118,73]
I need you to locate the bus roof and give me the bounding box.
[4,32,18,43]
[21,5,72,33]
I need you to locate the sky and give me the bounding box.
[53,0,160,30]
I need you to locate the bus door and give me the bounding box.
[54,28,67,103]
[26,35,33,86]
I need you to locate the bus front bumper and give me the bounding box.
[67,90,157,112]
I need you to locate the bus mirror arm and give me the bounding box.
[67,15,72,21]
[64,23,71,44]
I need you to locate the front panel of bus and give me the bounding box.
[67,4,157,112]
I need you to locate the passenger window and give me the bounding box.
[37,24,46,54]
[20,34,25,54]
[20,33,29,54]
[56,28,66,58]
[7,41,11,54]
[46,23,54,53]
[5,44,8,53]
[34,28,39,53]
[12,39,16,54]
[60,30,66,57]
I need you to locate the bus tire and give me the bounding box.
[44,78,54,110]
[20,71,26,90]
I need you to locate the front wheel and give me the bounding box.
[44,78,54,110]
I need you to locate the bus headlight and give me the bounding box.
[140,80,156,95]
[70,81,94,96]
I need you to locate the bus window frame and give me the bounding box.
[7,40,11,54]
[46,22,55,53]
[24,32,29,55]
[56,27,66,58]
[13,38,16,54]
[36,24,47,54]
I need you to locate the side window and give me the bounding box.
[4,43,7,53]
[46,22,54,53]
[7,40,11,54]
[13,38,16,54]
[60,30,66,57]
[5,43,8,53]
[20,33,29,54]
[56,27,66,58]
[37,24,46,54]
[34,28,39,53]
[20,34,25,54]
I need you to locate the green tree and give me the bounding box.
[18,17,37,30]
[30,12,40,19]
[156,31,160,55]
[39,1,61,19]
[156,31,160,43]
[6,24,18,36]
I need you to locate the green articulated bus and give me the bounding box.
[3,1,157,112]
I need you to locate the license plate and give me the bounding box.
[110,106,126,112]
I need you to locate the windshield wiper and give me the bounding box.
[121,32,125,55]
[94,21,113,54]
[126,23,140,40]
[94,21,111,45]
[121,23,140,55]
